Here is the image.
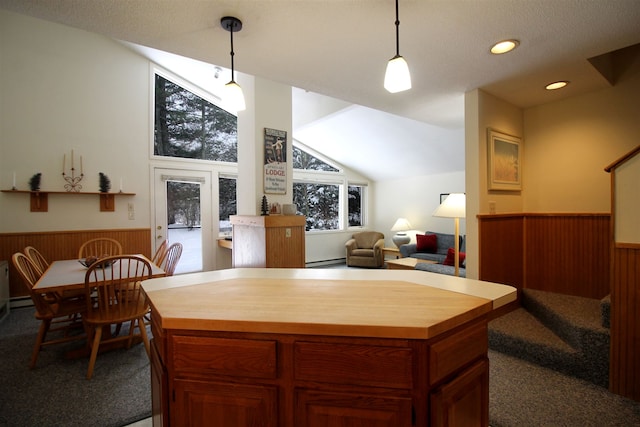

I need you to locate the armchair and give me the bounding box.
[345,231,385,268]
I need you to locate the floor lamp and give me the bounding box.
[432,193,466,276]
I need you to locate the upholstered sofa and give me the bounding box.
[345,231,385,268]
[399,231,466,277]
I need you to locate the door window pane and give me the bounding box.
[219,176,237,234]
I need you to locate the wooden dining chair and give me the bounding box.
[78,237,123,259]
[83,255,152,379]
[161,242,183,276]
[24,246,49,275]
[12,252,85,369]
[151,239,168,267]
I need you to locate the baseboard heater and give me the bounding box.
[305,258,346,268]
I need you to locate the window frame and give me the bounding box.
[292,141,368,233]
[150,65,237,166]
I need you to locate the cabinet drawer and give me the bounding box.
[429,322,487,384]
[171,336,277,379]
[295,341,412,389]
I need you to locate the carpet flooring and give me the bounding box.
[0,307,151,427]
[2,302,640,426]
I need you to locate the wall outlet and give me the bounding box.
[285,228,291,238]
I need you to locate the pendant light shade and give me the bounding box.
[220,16,246,112]
[384,0,411,93]
[223,81,246,112]
[384,55,411,93]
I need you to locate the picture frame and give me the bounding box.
[488,129,522,191]
[263,127,287,195]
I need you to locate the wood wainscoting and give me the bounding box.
[609,243,640,400]
[478,213,610,299]
[0,228,151,298]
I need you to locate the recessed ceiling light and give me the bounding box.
[490,39,519,54]
[545,81,569,90]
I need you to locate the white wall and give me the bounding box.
[523,64,640,213]
[0,10,151,232]
[373,171,466,248]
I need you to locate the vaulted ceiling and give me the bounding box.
[2,0,639,181]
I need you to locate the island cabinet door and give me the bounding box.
[295,389,413,427]
[172,379,278,427]
[429,359,489,427]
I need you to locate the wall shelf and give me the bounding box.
[1,190,135,212]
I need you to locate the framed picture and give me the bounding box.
[488,129,522,191]
[440,193,449,204]
[264,128,287,194]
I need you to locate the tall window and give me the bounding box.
[219,176,237,234]
[348,185,365,227]
[154,74,237,162]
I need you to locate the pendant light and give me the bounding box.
[384,0,411,93]
[220,16,246,112]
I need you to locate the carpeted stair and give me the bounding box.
[489,289,610,388]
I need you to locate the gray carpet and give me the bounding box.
[489,350,640,426]
[2,303,640,427]
[0,307,151,427]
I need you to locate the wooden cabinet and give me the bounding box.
[143,268,516,426]
[231,215,306,268]
[151,318,489,427]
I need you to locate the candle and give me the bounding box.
[119,177,123,192]
[71,149,74,169]
[63,154,66,174]
[80,156,83,175]
[12,172,16,188]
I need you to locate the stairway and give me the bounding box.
[488,289,610,388]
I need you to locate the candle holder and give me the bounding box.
[62,150,84,192]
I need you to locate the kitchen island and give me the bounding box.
[143,268,516,427]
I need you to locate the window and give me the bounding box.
[219,176,237,234]
[154,74,237,162]
[293,181,340,231]
[292,145,339,171]
[348,185,365,227]
[292,143,365,231]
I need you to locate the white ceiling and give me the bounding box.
[2,0,640,181]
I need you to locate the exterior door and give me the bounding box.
[153,168,213,273]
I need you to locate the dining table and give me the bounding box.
[32,254,165,359]
[33,254,166,294]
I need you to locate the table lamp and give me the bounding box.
[432,193,466,276]
[391,217,412,248]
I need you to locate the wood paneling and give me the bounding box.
[609,244,640,401]
[478,215,524,289]
[478,214,610,299]
[0,228,151,297]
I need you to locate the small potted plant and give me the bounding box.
[99,172,111,193]
[29,173,42,191]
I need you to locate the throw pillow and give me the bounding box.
[443,247,466,266]
[416,233,437,253]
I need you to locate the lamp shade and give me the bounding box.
[223,80,246,112]
[433,193,466,218]
[384,55,411,93]
[391,217,412,231]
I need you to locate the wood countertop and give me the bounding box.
[142,268,516,340]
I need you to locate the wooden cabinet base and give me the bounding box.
[151,319,489,427]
